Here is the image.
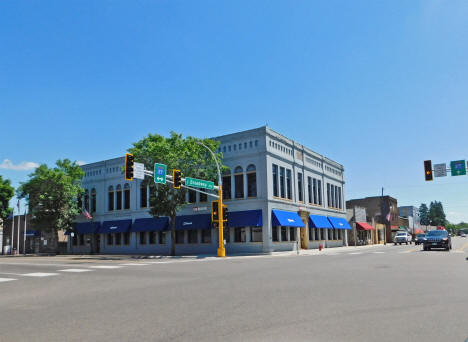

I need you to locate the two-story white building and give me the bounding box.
[68,126,350,255]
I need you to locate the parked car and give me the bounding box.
[461,233,466,238]
[423,230,451,251]
[415,234,426,245]
[394,231,412,245]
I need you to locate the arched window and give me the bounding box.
[108,186,114,211]
[234,166,244,199]
[124,184,130,210]
[140,183,147,208]
[222,168,231,200]
[116,185,122,210]
[246,164,257,197]
[84,189,89,211]
[91,188,96,213]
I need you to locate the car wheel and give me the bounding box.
[394,243,397,245]
[406,242,408,245]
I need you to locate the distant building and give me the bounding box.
[69,126,351,255]
[398,206,421,233]
[346,196,399,242]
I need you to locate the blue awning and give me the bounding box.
[131,217,169,232]
[99,220,132,234]
[309,214,333,229]
[75,222,100,234]
[227,210,263,228]
[327,216,352,230]
[271,210,305,227]
[175,214,211,230]
[25,230,41,237]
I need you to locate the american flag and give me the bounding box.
[82,209,92,220]
[386,211,391,222]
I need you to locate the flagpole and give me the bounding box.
[16,201,20,255]
[23,209,27,255]
[11,210,15,255]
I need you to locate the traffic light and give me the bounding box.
[125,153,134,181]
[211,200,219,222]
[424,160,433,181]
[173,169,181,189]
[222,204,228,222]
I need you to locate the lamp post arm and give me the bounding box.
[196,141,222,186]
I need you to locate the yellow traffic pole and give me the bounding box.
[217,185,226,257]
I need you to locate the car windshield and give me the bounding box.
[427,230,447,237]
[396,232,406,236]
[417,234,426,237]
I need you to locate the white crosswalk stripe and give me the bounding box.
[23,273,58,277]
[119,263,151,266]
[89,265,123,269]
[0,278,17,282]
[348,252,362,255]
[58,269,93,273]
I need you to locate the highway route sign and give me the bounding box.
[154,163,167,184]
[450,160,466,176]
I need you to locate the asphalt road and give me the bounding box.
[1,237,467,342]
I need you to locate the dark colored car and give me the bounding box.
[423,230,451,251]
[415,234,426,245]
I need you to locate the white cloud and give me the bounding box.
[76,161,86,166]
[0,159,39,171]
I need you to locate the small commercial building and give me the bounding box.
[69,126,351,255]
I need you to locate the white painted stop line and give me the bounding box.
[23,273,59,277]
[89,265,123,269]
[58,269,93,273]
[0,278,17,282]
[119,263,150,266]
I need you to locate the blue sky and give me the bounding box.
[1,1,468,222]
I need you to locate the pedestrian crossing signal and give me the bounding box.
[424,160,433,181]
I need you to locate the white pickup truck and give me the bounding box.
[394,231,412,245]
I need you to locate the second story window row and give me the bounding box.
[272,164,292,200]
[326,183,342,210]
[307,177,322,206]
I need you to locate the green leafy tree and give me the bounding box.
[0,175,15,223]
[419,203,429,226]
[17,159,84,252]
[428,201,447,226]
[129,132,224,256]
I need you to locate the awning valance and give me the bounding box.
[99,220,132,234]
[175,214,211,230]
[227,210,262,228]
[309,214,333,229]
[356,222,375,231]
[75,222,100,234]
[131,217,169,232]
[272,210,305,227]
[327,216,352,230]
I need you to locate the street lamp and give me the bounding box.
[196,141,225,257]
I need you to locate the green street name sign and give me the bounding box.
[450,160,466,176]
[154,163,167,184]
[185,177,214,190]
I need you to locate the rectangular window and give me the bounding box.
[286,169,292,199]
[247,172,257,197]
[140,185,147,208]
[327,183,331,208]
[223,227,230,243]
[280,167,285,198]
[235,174,244,199]
[338,187,342,209]
[307,177,312,204]
[272,226,279,242]
[309,227,314,241]
[250,227,262,242]
[201,229,211,243]
[328,229,333,240]
[272,164,279,197]
[234,227,246,242]
[289,227,296,241]
[337,229,341,240]
[176,230,185,244]
[158,231,166,244]
[149,231,156,244]
[222,175,231,200]
[199,192,207,202]
[108,192,114,211]
[317,180,322,205]
[140,232,146,245]
[313,179,317,204]
[298,172,303,202]
[188,189,196,203]
[331,185,335,208]
[79,234,84,246]
[281,227,288,241]
[315,228,320,240]
[123,232,130,245]
[188,230,198,244]
[107,234,113,245]
[115,233,121,245]
[335,186,339,209]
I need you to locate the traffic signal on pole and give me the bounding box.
[212,200,219,222]
[173,169,181,189]
[222,204,228,222]
[424,160,433,181]
[125,153,134,181]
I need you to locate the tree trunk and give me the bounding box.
[170,215,176,256]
